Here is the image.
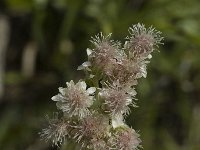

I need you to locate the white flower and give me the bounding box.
[52,80,96,118]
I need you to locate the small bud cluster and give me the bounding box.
[40,23,163,149]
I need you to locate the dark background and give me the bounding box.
[0,0,200,149]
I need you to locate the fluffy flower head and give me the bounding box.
[39,113,69,146]
[89,32,123,74]
[100,81,136,116]
[74,114,109,148]
[107,58,140,85]
[125,23,163,59]
[52,80,96,118]
[110,127,141,150]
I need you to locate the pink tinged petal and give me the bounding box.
[77,61,91,70]
[87,87,96,94]
[58,87,65,95]
[79,81,87,90]
[86,48,92,56]
[124,41,128,48]
[89,74,95,78]
[66,80,74,88]
[51,95,57,101]
[139,64,147,78]
[126,98,132,105]
[77,65,84,70]
[148,54,152,59]
[82,61,91,67]
[51,94,63,101]
[112,114,125,128]
[128,90,137,96]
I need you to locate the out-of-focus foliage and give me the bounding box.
[0,0,200,149]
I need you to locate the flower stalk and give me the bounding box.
[40,23,163,149]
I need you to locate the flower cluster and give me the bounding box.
[40,23,163,149]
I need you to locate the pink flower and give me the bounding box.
[104,57,145,87]
[100,81,136,116]
[89,32,123,74]
[125,23,163,59]
[74,114,109,148]
[109,127,141,150]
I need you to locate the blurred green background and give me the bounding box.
[0,0,200,149]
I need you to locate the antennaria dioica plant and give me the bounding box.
[39,23,163,150]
